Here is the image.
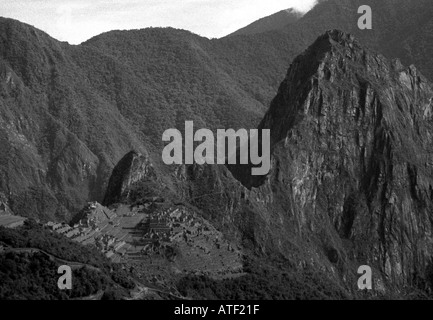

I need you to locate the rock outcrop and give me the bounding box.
[103,151,156,206]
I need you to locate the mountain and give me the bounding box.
[287,0,433,81]
[170,29,433,296]
[102,29,433,297]
[228,0,433,81]
[227,8,303,37]
[2,0,433,299]
[256,29,433,290]
[0,18,151,221]
[0,18,296,221]
[2,0,433,222]
[102,151,157,207]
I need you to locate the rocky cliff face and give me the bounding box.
[256,30,433,288]
[102,151,156,206]
[171,30,433,294]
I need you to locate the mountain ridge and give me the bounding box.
[2,0,433,223]
[226,8,303,38]
[3,1,433,298]
[165,29,433,295]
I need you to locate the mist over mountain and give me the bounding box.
[2,0,433,300]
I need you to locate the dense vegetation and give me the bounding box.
[0,252,108,300]
[0,220,107,266]
[0,220,135,300]
[177,256,350,300]
[177,255,433,300]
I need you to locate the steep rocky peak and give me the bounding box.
[227,30,433,288]
[259,29,433,147]
[232,30,433,190]
[102,151,156,206]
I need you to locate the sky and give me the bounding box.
[0,0,318,44]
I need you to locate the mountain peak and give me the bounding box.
[231,30,433,189]
[229,28,433,291]
[322,29,356,43]
[304,29,360,58]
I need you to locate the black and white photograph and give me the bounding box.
[1,0,433,307]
